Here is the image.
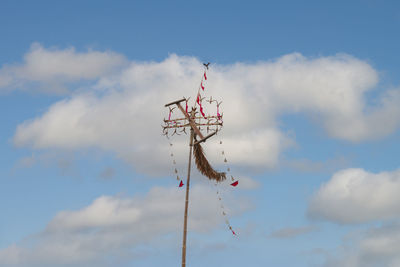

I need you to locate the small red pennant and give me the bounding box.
[201,82,205,90]
[179,180,184,187]
[232,230,236,235]
[204,72,207,80]
[230,181,239,187]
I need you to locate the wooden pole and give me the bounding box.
[182,114,195,267]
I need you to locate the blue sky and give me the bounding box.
[1,1,400,266]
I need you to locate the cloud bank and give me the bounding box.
[309,168,400,224]
[3,44,400,175]
[0,185,250,266]
[324,223,400,267]
[0,43,127,93]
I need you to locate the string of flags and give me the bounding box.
[219,140,239,187]
[215,184,237,236]
[168,142,185,187]
[215,139,238,235]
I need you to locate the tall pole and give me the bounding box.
[182,114,195,267]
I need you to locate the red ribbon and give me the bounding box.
[201,82,205,90]
[200,105,206,119]
[179,180,184,187]
[197,94,201,105]
[204,72,207,80]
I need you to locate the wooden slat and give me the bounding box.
[164,115,220,122]
[163,122,222,129]
[164,98,186,107]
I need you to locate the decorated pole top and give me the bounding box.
[162,64,226,182]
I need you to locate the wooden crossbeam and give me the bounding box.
[165,98,186,107]
[163,122,222,129]
[164,115,221,123]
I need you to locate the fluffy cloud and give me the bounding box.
[0,185,250,266]
[324,223,400,267]
[308,168,400,224]
[9,46,400,175]
[0,43,127,93]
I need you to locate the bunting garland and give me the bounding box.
[215,183,237,236]
[166,141,185,187]
[218,140,239,187]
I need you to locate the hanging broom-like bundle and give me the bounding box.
[193,141,226,182]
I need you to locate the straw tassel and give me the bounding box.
[193,142,226,182]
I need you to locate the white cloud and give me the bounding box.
[10,49,400,175]
[0,43,127,93]
[0,184,250,266]
[324,223,400,267]
[308,168,400,224]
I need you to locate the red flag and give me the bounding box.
[204,72,207,80]
[197,94,201,105]
[201,82,205,90]
[179,180,184,187]
[168,111,172,120]
[230,181,239,187]
[232,230,236,235]
[185,101,188,113]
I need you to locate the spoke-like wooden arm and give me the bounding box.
[193,131,217,145]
